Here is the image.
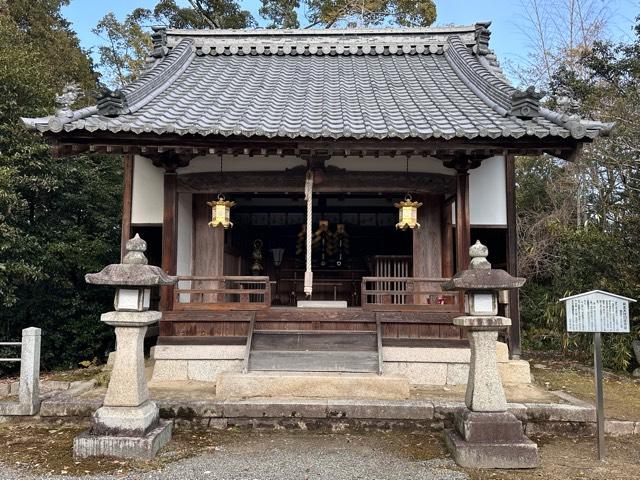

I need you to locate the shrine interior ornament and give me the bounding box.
[394,194,423,230]
[207,194,236,229]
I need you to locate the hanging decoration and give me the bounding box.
[395,155,422,230]
[207,194,235,229]
[251,239,264,275]
[394,194,422,230]
[208,154,235,229]
[332,224,350,267]
[312,220,331,267]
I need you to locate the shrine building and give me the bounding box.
[23,23,612,389]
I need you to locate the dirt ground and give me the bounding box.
[0,422,639,479]
[528,355,640,421]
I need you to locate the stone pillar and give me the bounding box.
[0,327,41,416]
[89,312,162,437]
[18,327,41,415]
[463,321,508,412]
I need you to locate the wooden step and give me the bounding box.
[251,331,377,351]
[248,350,379,373]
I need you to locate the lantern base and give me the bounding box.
[445,410,539,469]
[74,420,172,460]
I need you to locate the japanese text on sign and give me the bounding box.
[565,295,630,333]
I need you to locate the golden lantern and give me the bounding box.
[207,194,236,229]
[394,194,422,230]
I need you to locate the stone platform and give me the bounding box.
[21,380,627,438]
[150,341,532,386]
[216,371,410,400]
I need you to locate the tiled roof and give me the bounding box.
[22,23,613,142]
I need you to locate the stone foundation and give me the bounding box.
[150,342,531,386]
[382,342,531,385]
[150,345,244,383]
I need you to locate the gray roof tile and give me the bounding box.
[22,24,613,141]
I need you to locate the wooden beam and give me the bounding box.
[160,171,178,311]
[455,167,471,272]
[120,154,134,260]
[505,154,521,358]
[178,170,457,195]
[47,130,586,160]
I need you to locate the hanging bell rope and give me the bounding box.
[304,170,314,297]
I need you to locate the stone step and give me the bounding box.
[216,371,410,400]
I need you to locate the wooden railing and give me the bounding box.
[173,276,271,310]
[361,277,462,312]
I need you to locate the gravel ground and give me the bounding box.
[0,432,469,480]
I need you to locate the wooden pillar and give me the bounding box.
[412,195,442,277]
[120,154,134,261]
[441,201,454,278]
[455,167,471,272]
[160,171,178,312]
[193,194,225,303]
[413,195,442,304]
[505,155,521,358]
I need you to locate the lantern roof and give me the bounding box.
[85,234,177,287]
[443,240,525,291]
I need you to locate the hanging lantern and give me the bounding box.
[207,194,236,229]
[394,194,422,230]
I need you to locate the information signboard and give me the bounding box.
[560,290,636,462]
[563,291,632,333]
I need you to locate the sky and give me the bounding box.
[62,0,639,74]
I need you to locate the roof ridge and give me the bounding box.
[123,38,195,113]
[97,38,195,117]
[163,24,483,37]
[158,23,492,53]
[444,35,512,116]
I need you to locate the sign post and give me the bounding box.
[560,290,636,461]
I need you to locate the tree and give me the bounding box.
[513,0,609,88]
[260,0,300,28]
[0,0,122,370]
[515,14,640,371]
[92,11,152,89]
[267,0,436,28]
[143,0,256,29]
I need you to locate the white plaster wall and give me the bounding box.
[131,155,164,224]
[469,156,507,226]
[452,156,507,226]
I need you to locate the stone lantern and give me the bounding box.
[442,240,539,469]
[74,235,176,459]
